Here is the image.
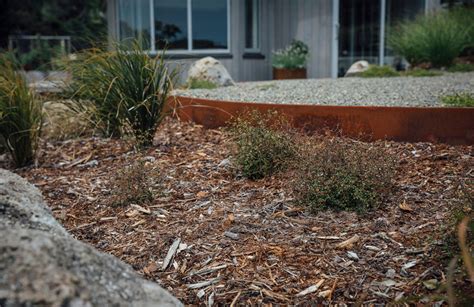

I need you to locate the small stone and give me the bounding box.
[346,251,360,261]
[386,268,396,279]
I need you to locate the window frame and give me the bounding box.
[116,0,231,55]
[244,0,260,53]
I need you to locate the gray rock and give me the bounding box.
[187,57,235,87]
[344,60,370,77]
[0,169,182,307]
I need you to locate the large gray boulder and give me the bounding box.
[0,169,182,307]
[187,56,235,87]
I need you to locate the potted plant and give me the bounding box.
[272,40,309,80]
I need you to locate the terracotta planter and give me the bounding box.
[273,68,307,80]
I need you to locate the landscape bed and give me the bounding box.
[12,118,473,305]
[174,72,474,107]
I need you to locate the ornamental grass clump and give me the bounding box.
[0,54,42,167]
[294,138,396,214]
[389,9,472,68]
[229,110,296,180]
[272,40,309,69]
[68,41,177,147]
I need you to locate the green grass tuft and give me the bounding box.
[359,65,400,78]
[442,93,474,107]
[187,78,218,89]
[448,63,474,73]
[403,68,442,77]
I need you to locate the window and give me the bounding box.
[154,0,188,50]
[245,0,260,51]
[118,0,230,53]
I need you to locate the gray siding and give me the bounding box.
[270,0,333,79]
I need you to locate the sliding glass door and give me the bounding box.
[337,0,425,76]
[338,0,381,77]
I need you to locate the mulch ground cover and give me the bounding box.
[9,118,473,305]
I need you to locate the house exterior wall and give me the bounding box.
[107,0,441,82]
[269,0,333,78]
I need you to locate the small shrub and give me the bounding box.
[229,110,296,179]
[294,139,396,213]
[442,93,474,107]
[109,158,161,206]
[389,10,470,67]
[187,78,218,89]
[272,40,309,69]
[403,68,442,77]
[448,63,474,72]
[68,41,177,147]
[359,65,400,78]
[0,54,42,167]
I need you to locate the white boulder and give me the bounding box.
[344,60,370,77]
[187,56,235,87]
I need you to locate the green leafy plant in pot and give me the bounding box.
[272,40,309,80]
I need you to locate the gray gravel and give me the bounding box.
[174,72,474,107]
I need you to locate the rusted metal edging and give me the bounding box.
[168,96,474,145]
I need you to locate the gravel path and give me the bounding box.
[174,72,474,107]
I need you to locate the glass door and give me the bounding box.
[338,0,381,76]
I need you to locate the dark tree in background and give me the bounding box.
[0,0,107,51]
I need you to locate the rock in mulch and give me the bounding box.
[0,169,182,307]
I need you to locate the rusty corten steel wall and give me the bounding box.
[168,96,474,145]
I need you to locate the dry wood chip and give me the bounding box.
[336,235,360,249]
[261,288,289,301]
[399,200,414,212]
[162,238,181,270]
[188,264,228,277]
[187,277,221,289]
[317,236,341,240]
[224,231,240,240]
[296,279,324,297]
[131,204,151,214]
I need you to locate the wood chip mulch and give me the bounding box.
[11,118,474,305]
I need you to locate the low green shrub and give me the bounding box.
[187,78,217,89]
[294,139,396,214]
[110,158,161,206]
[0,54,42,167]
[389,9,471,68]
[442,93,474,107]
[359,65,400,78]
[448,63,474,73]
[229,110,296,179]
[403,68,442,77]
[68,41,177,147]
[272,40,309,69]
